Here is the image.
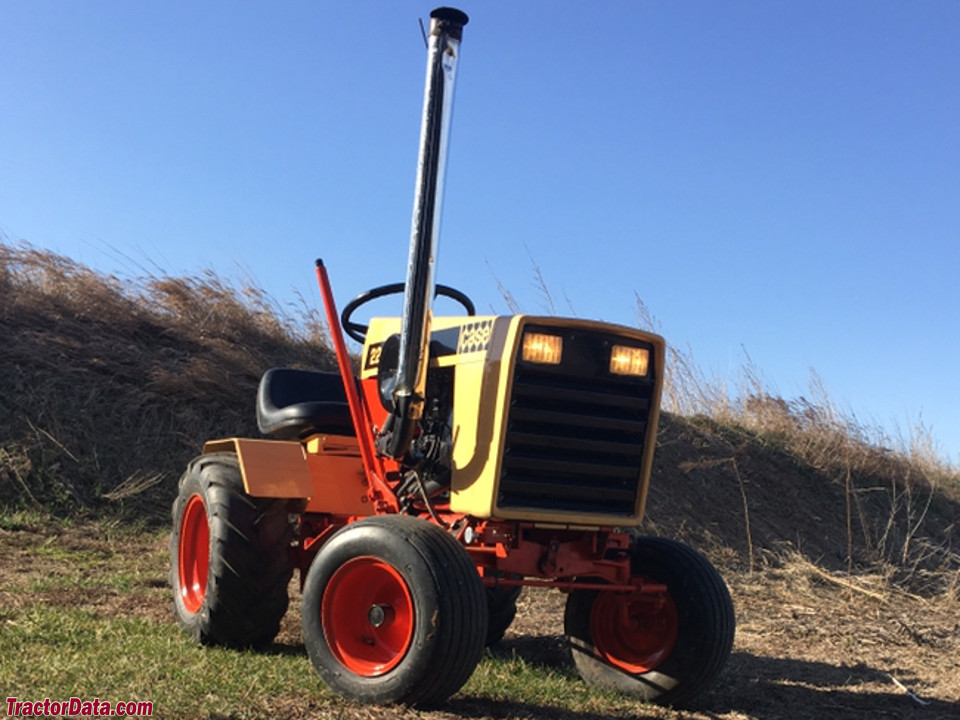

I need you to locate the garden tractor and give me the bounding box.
[170,7,735,708]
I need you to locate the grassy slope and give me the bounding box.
[1,243,958,718]
[0,244,336,519]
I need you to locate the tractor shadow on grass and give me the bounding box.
[246,635,957,719]
[704,652,958,720]
[470,638,958,720]
[446,697,647,720]
[259,641,307,658]
[489,633,571,668]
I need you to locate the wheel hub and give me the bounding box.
[591,589,679,674]
[367,603,394,628]
[322,556,415,677]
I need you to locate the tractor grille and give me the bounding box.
[497,325,656,517]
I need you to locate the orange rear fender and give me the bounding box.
[203,436,370,515]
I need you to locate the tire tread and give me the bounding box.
[301,514,487,707]
[169,452,294,648]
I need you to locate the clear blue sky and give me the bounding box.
[2,1,958,465]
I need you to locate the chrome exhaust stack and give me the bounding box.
[379,7,468,459]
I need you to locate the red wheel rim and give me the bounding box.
[322,556,414,677]
[591,589,679,674]
[178,494,209,614]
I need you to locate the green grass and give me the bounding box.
[27,570,144,593]
[0,604,329,719]
[465,653,637,714]
[0,603,656,720]
[0,508,60,531]
[0,517,667,720]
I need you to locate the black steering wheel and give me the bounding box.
[340,283,476,343]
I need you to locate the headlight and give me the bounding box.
[610,345,649,376]
[522,332,563,364]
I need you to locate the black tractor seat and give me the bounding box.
[256,367,356,439]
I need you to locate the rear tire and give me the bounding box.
[169,452,295,648]
[565,536,735,707]
[301,515,487,707]
[485,583,521,646]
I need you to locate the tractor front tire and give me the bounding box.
[301,515,487,707]
[565,536,735,707]
[169,452,295,648]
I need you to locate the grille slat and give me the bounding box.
[513,380,650,411]
[509,406,647,433]
[497,325,656,518]
[507,431,645,458]
[499,478,636,503]
[504,455,639,479]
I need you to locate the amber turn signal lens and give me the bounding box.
[522,332,563,364]
[610,345,649,376]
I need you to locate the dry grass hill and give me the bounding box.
[1,241,958,718]
[0,243,334,517]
